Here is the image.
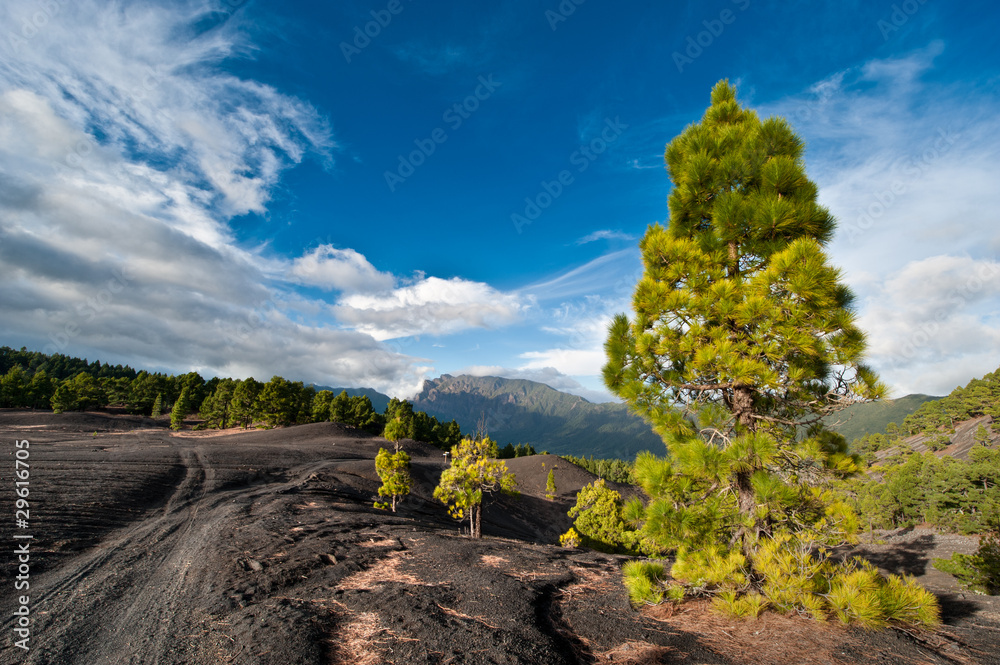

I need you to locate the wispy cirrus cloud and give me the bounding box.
[391,42,473,75]
[521,248,640,302]
[575,229,635,245]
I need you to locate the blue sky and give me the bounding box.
[1,0,998,401]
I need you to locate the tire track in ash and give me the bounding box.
[1,443,349,665]
[0,446,218,664]
[6,446,263,664]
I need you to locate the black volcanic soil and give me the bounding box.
[1,410,997,665]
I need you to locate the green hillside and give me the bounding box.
[411,374,663,460]
[825,394,942,443]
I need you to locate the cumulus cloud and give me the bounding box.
[518,347,607,377]
[289,245,395,293]
[857,256,1000,396]
[334,276,528,340]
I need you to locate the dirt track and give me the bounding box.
[1,411,998,664]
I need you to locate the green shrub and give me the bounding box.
[934,526,1000,595]
[665,533,940,628]
[565,480,661,555]
[826,561,939,629]
[622,560,666,606]
[559,528,581,548]
[713,591,768,619]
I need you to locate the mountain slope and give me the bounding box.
[410,374,663,459]
[825,394,942,443]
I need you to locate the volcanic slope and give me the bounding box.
[1,411,997,665]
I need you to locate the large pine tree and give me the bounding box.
[604,82,936,625]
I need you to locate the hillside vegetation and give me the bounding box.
[843,366,1000,534]
[0,345,464,450]
[0,346,657,459]
[825,393,942,443]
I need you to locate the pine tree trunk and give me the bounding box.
[730,384,761,563]
[471,504,482,539]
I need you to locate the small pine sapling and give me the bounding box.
[170,387,190,430]
[374,447,411,512]
[434,437,518,538]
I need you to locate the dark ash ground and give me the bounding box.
[1,410,997,664]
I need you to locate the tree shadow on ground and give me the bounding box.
[860,533,936,576]
[935,592,984,624]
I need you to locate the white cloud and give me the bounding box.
[334,276,529,340]
[392,43,471,75]
[0,0,427,397]
[289,245,395,293]
[518,302,615,378]
[508,250,640,398]
[759,42,1000,395]
[575,229,635,245]
[626,157,663,170]
[518,348,607,376]
[522,248,641,302]
[857,256,1000,396]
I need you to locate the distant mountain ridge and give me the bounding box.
[824,394,943,443]
[410,374,663,459]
